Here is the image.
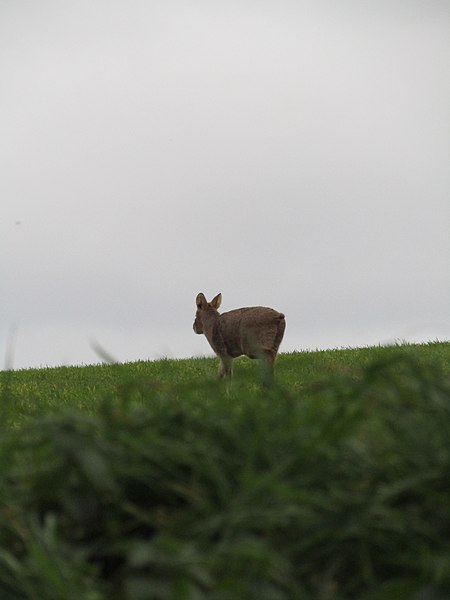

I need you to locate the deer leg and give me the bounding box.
[218,356,233,378]
[261,350,276,387]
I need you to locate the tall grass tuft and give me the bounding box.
[0,344,449,598]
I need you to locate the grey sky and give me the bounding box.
[1,0,449,370]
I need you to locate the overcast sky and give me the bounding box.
[1,0,449,370]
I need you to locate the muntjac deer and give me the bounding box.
[193,292,285,383]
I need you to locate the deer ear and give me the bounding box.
[210,293,222,310]
[196,293,207,309]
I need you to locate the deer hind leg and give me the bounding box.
[218,356,233,378]
[260,349,276,387]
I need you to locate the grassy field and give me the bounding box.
[0,342,449,599]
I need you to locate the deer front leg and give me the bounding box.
[218,355,233,378]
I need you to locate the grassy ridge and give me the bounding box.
[0,342,449,599]
[2,342,449,424]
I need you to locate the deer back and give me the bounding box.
[215,307,285,359]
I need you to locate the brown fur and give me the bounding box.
[193,292,285,381]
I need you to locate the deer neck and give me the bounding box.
[202,309,220,344]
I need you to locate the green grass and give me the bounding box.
[0,342,449,599]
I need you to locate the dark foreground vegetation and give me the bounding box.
[0,343,449,599]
